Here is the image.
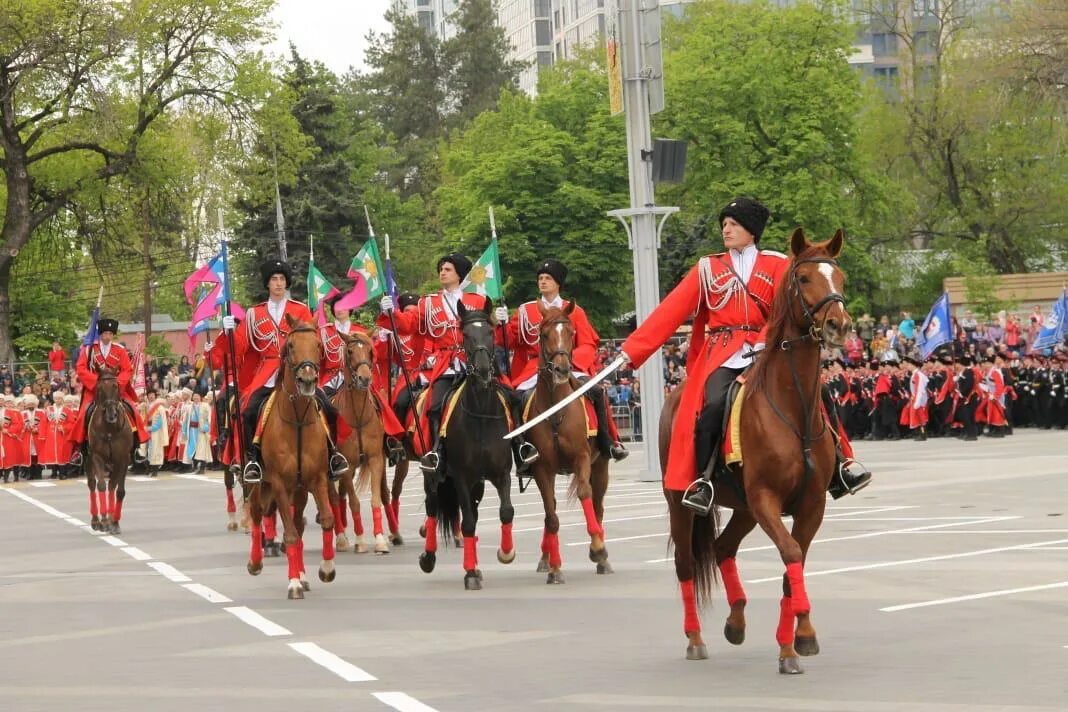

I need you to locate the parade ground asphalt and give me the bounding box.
[1,430,1066,712]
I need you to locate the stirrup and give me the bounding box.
[242,460,263,484]
[517,441,539,465]
[133,450,148,465]
[329,452,349,480]
[610,443,629,461]
[681,479,714,516]
[386,437,406,465]
[69,451,83,467]
[419,450,440,475]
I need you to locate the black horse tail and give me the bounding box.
[436,477,460,547]
[691,506,721,607]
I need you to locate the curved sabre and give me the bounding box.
[502,355,626,440]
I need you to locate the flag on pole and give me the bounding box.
[336,237,386,311]
[1032,289,1067,351]
[307,260,339,325]
[82,306,100,347]
[131,333,146,394]
[460,241,502,300]
[916,292,953,359]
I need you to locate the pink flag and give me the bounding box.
[333,286,367,312]
[184,263,219,304]
[190,283,222,323]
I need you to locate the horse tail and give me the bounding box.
[355,459,372,495]
[691,506,720,606]
[436,477,460,547]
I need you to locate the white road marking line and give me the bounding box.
[288,642,376,682]
[1020,546,1068,551]
[881,581,1068,612]
[100,535,128,547]
[746,537,1068,583]
[4,487,68,518]
[28,481,56,487]
[899,529,1068,534]
[64,517,86,526]
[515,513,665,535]
[121,546,152,561]
[644,516,1019,563]
[176,473,217,482]
[181,583,233,603]
[569,530,668,546]
[130,476,155,482]
[399,487,667,511]
[223,606,291,637]
[147,561,192,583]
[373,691,439,712]
[405,498,665,519]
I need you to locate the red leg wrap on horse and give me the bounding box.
[297,539,306,573]
[786,562,810,614]
[680,579,701,634]
[463,536,478,571]
[717,557,747,606]
[89,491,98,518]
[540,529,550,555]
[384,500,399,533]
[500,522,514,554]
[322,528,335,560]
[425,516,438,553]
[353,511,365,536]
[225,488,236,514]
[286,543,301,580]
[112,496,123,523]
[250,523,263,565]
[580,498,603,538]
[776,596,794,646]
[263,514,277,540]
[332,502,344,535]
[339,497,349,528]
[372,507,384,536]
[390,497,400,524]
[547,533,562,568]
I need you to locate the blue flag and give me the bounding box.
[1032,290,1067,351]
[917,293,953,359]
[82,306,100,347]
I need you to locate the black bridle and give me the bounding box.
[283,324,322,389]
[778,257,847,351]
[343,337,375,391]
[539,318,575,380]
[95,373,123,425]
[461,312,496,386]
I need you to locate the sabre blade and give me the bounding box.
[503,356,626,440]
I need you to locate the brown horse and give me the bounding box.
[660,229,851,674]
[330,330,398,554]
[86,368,133,534]
[245,315,337,599]
[525,303,612,584]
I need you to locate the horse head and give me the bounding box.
[95,367,122,425]
[787,228,852,348]
[457,301,495,387]
[537,301,577,385]
[342,331,375,390]
[283,313,322,397]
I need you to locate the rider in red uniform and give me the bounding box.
[618,197,871,515]
[497,258,628,463]
[70,318,149,466]
[222,260,348,482]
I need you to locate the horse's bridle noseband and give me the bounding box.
[782,257,846,349]
[539,318,574,378]
[284,324,322,382]
[461,313,495,383]
[345,340,375,390]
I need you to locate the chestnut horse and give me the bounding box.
[330,331,402,554]
[245,315,337,599]
[86,369,133,534]
[417,303,516,590]
[660,229,851,674]
[524,303,612,583]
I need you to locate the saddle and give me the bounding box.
[253,391,329,445]
[520,389,598,477]
[86,400,138,432]
[440,381,514,438]
[695,376,748,502]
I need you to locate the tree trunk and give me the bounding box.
[0,145,34,363]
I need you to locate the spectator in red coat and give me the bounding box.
[48,342,67,380]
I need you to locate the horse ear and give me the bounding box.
[538,301,547,318]
[564,300,576,316]
[827,228,845,258]
[790,228,808,257]
[285,313,298,329]
[457,300,467,319]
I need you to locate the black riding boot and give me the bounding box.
[327,440,348,481]
[386,436,406,466]
[243,443,263,483]
[828,452,872,500]
[508,397,538,475]
[420,410,444,475]
[590,386,628,461]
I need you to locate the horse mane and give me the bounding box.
[745,243,833,396]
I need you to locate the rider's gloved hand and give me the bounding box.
[380,295,394,313]
[494,306,509,323]
[221,315,236,332]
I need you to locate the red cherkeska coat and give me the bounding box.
[72,342,148,444]
[318,322,369,389]
[622,249,789,491]
[978,367,1008,426]
[376,308,427,407]
[231,299,316,408]
[503,299,599,388]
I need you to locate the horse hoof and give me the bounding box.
[287,586,304,600]
[90,519,102,531]
[318,567,336,583]
[354,541,368,554]
[795,635,820,657]
[497,548,516,564]
[453,536,462,548]
[464,572,482,591]
[226,521,239,532]
[390,533,404,546]
[419,524,426,538]
[588,547,608,564]
[335,534,350,551]
[247,561,262,576]
[546,571,565,585]
[596,561,614,575]
[723,623,745,646]
[301,579,311,592]
[474,568,483,581]
[109,522,122,535]
[686,644,709,661]
[536,558,549,573]
[419,551,436,574]
[778,656,804,675]
[374,536,390,555]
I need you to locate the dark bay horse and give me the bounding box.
[525,303,612,583]
[331,331,397,554]
[245,315,337,599]
[418,303,516,590]
[661,229,851,674]
[86,368,133,534]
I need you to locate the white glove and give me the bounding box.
[204,340,213,352]
[494,306,509,323]
[618,350,632,366]
[380,295,394,313]
[376,329,391,342]
[221,315,236,332]
[753,342,766,352]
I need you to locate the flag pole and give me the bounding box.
[218,208,246,482]
[367,208,427,454]
[489,206,510,378]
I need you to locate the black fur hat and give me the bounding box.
[719,197,771,242]
[98,318,119,334]
[398,292,419,310]
[260,259,292,289]
[536,258,567,287]
[437,253,472,281]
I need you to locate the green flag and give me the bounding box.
[307,260,339,313]
[346,237,386,304]
[461,241,502,300]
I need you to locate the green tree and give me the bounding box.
[0,0,275,361]
[442,0,523,129]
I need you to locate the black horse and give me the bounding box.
[418,303,516,590]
